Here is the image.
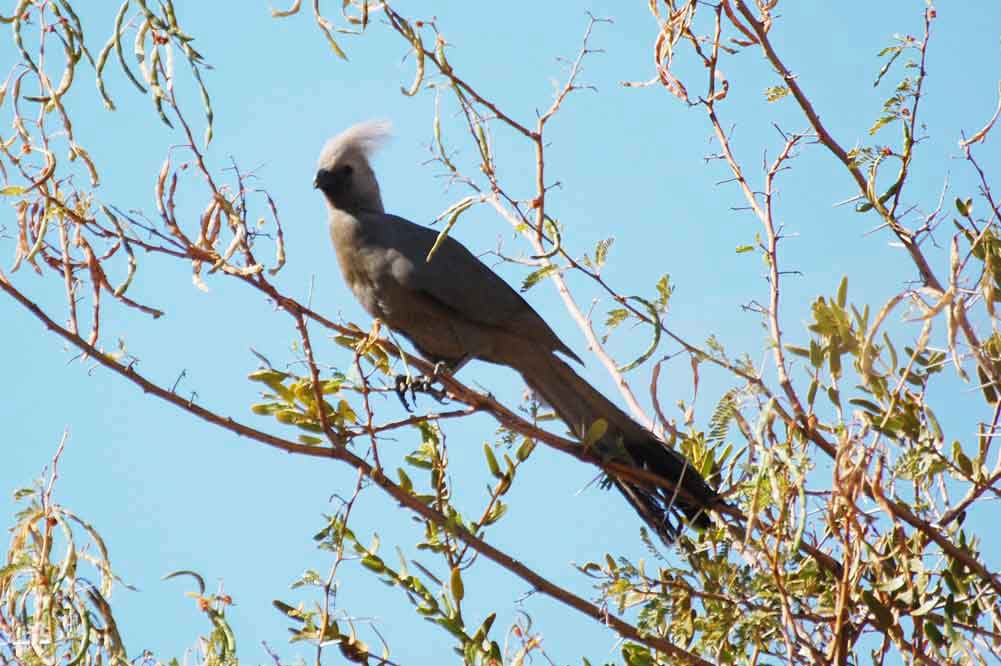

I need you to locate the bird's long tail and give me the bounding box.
[510,349,717,543]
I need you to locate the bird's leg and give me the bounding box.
[393,360,458,411]
[412,361,451,402]
[394,374,416,412]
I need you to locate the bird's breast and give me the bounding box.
[328,215,377,314]
[329,213,411,322]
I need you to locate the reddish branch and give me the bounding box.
[0,273,712,666]
[724,0,1001,599]
[730,0,999,399]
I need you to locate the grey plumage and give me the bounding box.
[315,121,716,542]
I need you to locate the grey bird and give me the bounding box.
[314,121,716,542]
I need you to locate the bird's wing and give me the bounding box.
[366,212,581,363]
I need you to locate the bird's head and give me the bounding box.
[314,120,391,213]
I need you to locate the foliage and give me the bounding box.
[0,440,238,666]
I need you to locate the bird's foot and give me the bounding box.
[393,362,450,411]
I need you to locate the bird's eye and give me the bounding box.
[340,164,354,176]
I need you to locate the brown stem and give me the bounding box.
[0,274,713,666]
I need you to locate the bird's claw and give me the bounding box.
[394,364,450,412]
[393,374,414,411]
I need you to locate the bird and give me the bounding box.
[313,120,718,543]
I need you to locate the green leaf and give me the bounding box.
[952,441,974,477]
[272,599,305,620]
[883,332,898,372]
[360,555,385,573]
[875,574,907,592]
[405,454,433,470]
[483,444,502,479]
[809,340,824,368]
[943,570,962,596]
[450,566,464,602]
[924,621,946,646]
[339,638,370,664]
[397,468,413,493]
[434,616,468,640]
[415,603,437,616]
[426,197,476,262]
[617,296,661,372]
[605,308,629,329]
[735,244,755,254]
[827,387,841,409]
[764,85,790,102]
[655,274,672,311]
[955,197,974,218]
[273,383,297,403]
[0,186,25,197]
[869,114,895,135]
[911,597,939,616]
[298,435,323,445]
[873,45,903,86]
[583,419,608,448]
[829,341,842,378]
[848,398,882,414]
[503,453,516,477]
[707,392,736,444]
[12,486,35,501]
[163,569,207,594]
[336,399,358,424]
[622,643,654,666]
[472,612,496,642]
[515,438,536,462]
[977,365,997,403]
[807,378,819,406]
[321,378,344,394]
[333,335,359,350]
[925,407,944,441]
[248,369,291,384]
[836,276,848,308]
[484,501,507,525]
[594,237,614,268]
[784,344,810,358]
[495,476,511,496]
[520,264,558,292]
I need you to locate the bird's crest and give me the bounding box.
[318,120,392,170]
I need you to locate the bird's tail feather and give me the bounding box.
[511,349,716,543]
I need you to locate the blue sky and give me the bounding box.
[4,2,1001,663]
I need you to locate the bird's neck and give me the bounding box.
[325,196,384,216]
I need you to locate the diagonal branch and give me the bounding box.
[0,273,714,666]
